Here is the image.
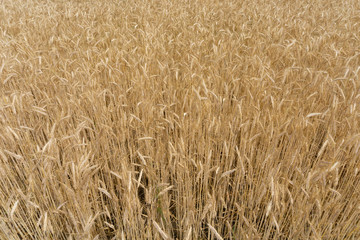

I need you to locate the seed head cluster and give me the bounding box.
[0,0,359,239]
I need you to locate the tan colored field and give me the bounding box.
[0,0,360,239]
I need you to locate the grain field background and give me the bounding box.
[0,0,360,239]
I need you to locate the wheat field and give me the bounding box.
[0,0,360,239]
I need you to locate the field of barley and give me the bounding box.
[0,0,360,239]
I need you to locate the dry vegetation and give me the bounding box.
[0,0,360,239]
